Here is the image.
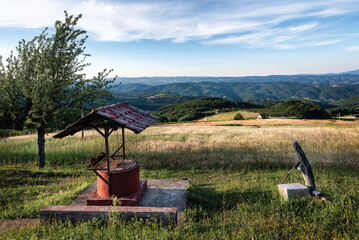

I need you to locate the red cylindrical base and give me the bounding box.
[97,163,140,198]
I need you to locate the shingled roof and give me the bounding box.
[53,103,158,138]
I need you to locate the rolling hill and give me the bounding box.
[114,73,359,85]
[113,81,359,103]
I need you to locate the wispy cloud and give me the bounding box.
[345,46,359,51]
[0,0,358,49]
[289,23,318,32]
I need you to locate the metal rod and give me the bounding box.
[281,162,300,184]
[94,127,105,138]
[105,126,111,196]
[111,144,123,157]
[122,127,126,159]
[108,128,115,137]
[92,170,108,185]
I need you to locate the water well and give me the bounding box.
[53,102,158,206]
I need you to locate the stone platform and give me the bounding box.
[278,183,310,200]
[40,179,189,225]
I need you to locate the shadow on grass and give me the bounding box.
[186,184,273,213]
[0,169,84,188]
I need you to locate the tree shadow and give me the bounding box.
[186,183,273,213]
[0,169,83,188]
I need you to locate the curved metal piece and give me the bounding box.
[293,141,316,192]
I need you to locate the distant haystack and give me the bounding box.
[257,113,269,119]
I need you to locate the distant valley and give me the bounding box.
[115,72,359,85]
[113,77,359,103]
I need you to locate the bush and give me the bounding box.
[233,113,244,120]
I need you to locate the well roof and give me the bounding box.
[53,102,158,138]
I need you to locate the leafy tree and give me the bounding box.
[233,113,244,120]
[0,12,117,168]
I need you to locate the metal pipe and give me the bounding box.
[122,127,126,159]
[105,126,111,196]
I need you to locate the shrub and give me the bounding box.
[233,113,244,120]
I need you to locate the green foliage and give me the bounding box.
[0,12,117,167]
[153,97,256,122]
[0,129,35,139]
[252,100,330,119]
[330,95,359,108]
[233,112,244,120]
[275,100,330,119]
[110,93,198,111]
[112,81,359,102]
[327,107,359,117]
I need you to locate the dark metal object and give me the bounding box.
[293,141,316,192]
[281,162,300,184]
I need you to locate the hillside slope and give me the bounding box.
[153,97,257,122]
[114,81,359,102]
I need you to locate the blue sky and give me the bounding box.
[0,0,359,77]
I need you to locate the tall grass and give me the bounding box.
[1,123,359,238]
[3,124,359,169]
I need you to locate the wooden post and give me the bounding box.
[122,127,126,159]
[105,126,111,196]
[293,142,316,192]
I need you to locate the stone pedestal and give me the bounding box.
[278,183,310,200]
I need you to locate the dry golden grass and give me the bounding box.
[3,119,359,169]
[199,111,258,121]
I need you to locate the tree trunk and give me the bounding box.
[38,125,46,168]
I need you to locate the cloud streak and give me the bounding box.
[0,0,358,49]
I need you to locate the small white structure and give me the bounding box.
[257,113,269,119]
[278,183,310,200]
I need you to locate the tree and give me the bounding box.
[0,12,117,168]
[233,112,244,120]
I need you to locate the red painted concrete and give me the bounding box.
[40,205,177,224]
[41,205,177,214]
[97,164,140,198]
[87,180,147,206]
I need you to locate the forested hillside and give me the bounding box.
[114,81,359,102]
[111,93,198,111]
[253,100,330,119]
[153,98,331,122]
[153,97,257,122]
[114,74,359,85]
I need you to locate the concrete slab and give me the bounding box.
[138,179,189,212]
[278,183,310,200]
[40,205,177,225]
[41,179,189,225]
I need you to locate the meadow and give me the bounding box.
[1,119,359,239]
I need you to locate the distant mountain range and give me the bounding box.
[115,71,359,85]
[113,79,359,103]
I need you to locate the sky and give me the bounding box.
[0,0,359,78]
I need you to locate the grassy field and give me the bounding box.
[1,120,359,239]
[199,111,258,121]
